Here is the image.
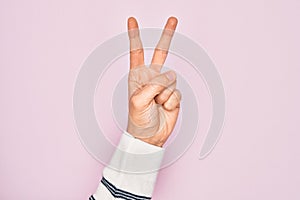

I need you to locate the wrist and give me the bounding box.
[126,128,164,147]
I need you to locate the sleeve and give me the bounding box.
[89,131,165,200]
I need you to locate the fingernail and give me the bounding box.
[166,71,176,81]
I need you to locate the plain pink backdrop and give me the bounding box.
[1,0,299,199]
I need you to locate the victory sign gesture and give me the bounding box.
[127,17,181,147]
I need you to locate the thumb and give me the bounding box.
[131,70,176,108]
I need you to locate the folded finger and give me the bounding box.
[154,81,176,105]
[131,71,176,108]
[163,89,181,111]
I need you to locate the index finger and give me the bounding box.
[128,17,144,69]
[150,17,178,72]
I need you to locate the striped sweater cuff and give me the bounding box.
[92,132,164,199]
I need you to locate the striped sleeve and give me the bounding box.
[90,131,165,200]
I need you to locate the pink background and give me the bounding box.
[1,0,299,199]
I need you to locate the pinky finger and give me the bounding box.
[163,89,181,111]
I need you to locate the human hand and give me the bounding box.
[126,17,181,147]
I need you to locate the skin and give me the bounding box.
[127,17,182,147]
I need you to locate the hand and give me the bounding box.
[126,17,181,147]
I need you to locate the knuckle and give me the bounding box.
[130,48,144,55]
[174,90,182,101]
[154,48,168,55]
[155,95,164,104]
[130,95,143,109]
[163,102,173,111]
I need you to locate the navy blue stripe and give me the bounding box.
[89,195,95,200]
[102,183,135,200]
[101,177,150,200]
[101,176,151,200]
[102,177,151,199]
